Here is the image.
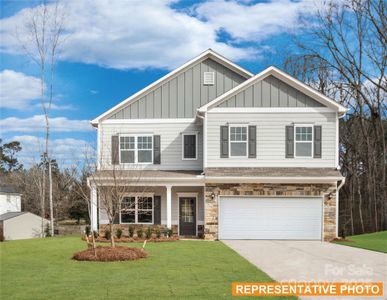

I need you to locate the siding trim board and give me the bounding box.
[209,108,336,114]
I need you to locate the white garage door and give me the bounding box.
[219,197,323,240]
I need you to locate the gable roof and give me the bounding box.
[91,49,253,126]
[198,66,348,115]
[0,212,26,221]
[0,186,21,194]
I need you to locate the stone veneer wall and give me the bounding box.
[204,183,337,241]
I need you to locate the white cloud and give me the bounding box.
[0,115,92,132]
[194,0,316,42]
[0,0,256,70]
[35,103,75,110]
[11,135,94,167]
[0,69,41,109]
[0,0,316,70]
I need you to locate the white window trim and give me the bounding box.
[120,194,154,225]
[181,132,198,161]
[229,124,248,158]
[119,134,154,165]
[294,124,314,158]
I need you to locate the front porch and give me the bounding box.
[89,170,205,237]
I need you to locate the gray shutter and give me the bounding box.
[153,196,161,225]
[153,135,161,164]
[248,125,256,158]
[183,135,196,159]
[314,125,322,158]
[111,135,119,165]
[285,125,294,158]
[220,125,229,158]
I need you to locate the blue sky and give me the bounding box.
[0,0,316,167]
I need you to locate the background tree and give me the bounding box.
[0,139,23,173]
[283,0,386,234]
[16,0,67,236]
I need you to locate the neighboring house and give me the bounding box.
[0,186,21,214]
[89,49,347,241]
[0,212,49,240]
[0,186,48,240]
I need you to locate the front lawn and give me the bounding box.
[0,236,295,299]
[333,231,387,253]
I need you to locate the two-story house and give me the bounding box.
[89,49,347,241]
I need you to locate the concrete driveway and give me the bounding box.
[224,240,387,300]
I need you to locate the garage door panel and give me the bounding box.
[219,197,322,240]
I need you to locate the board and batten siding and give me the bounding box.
[108,58,246,119]
[206,112,337,168]
[99,122,203,170]
[218,75,325,108]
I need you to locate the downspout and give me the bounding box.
[336,177,346,238]
[335,110,347,237]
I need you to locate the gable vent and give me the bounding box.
[203,72,215,85]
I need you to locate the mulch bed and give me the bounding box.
[83,236,179,243]
[73,246,148,262]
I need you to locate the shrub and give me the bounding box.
[85,225,91,236]
[155,228,161,238]
[45,223,51,237]
[341,228,346,239]
[116,228,123,239]
[136,228,143,238]
[104,229,111,240]
[0,227,4,242]
[128,225,135,237]
[145,227,152,239]
[167,229,173,238]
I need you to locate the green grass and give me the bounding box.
[333,231,387,253]
[0,236,295,300]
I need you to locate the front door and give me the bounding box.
[179,197,196,236]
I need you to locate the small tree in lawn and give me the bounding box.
[97,176,126,248]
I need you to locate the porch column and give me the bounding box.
[166,185,172,229]
[90,185,98,231]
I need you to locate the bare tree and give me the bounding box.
[16,0,67,236]
[283,0,386,234]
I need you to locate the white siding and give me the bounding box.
[99,121,203,170]
[207,111,337,168]
[0,194,21,214]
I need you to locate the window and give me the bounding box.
[203,72,215,85]
[137,136,153,163]
[229,125,248,157]
[295,125,313,157]
[120,136,135,163]
[182,133,197,160]
[120,135,153,164]
[120,195,153,224]
[120,197,135,223]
